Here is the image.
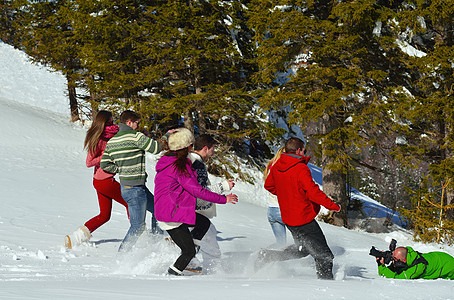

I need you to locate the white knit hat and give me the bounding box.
[168,127,195,151]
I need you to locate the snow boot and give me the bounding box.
[315,260,334,280]
[168,266,183,276]
[65,225,92,249]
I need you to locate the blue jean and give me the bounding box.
[267,206,286,247]
[118,185,161,252]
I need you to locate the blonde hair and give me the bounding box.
[84,110,112,154]
[263,147,285,180]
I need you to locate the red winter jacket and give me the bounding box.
[264,153,340,226]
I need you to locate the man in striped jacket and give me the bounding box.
[100,110,162,252]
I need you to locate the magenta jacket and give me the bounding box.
[154,154,227,225]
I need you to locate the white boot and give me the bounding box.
[65,226,92,249]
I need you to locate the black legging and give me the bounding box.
[167,213,211,272]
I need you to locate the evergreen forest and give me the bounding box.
[1,0,453,244]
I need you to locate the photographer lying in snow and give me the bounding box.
[370,240,454,280]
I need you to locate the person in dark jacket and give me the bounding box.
[187,134,234,274]
[262,137,340,279]
[377,246,454,280]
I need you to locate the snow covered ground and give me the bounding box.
[0,42,453,299]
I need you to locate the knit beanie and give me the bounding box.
[168,128,195,151]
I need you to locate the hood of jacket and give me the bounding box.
[156,153,180,173]
[118,123,134,132]
[405,247,419,265]
[274,153,311,172]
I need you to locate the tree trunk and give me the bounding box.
[194,76,205,134]
[89,90,98,120]
[321,113,348,227]
[198,109,207,134]
[184,109,194,132]
[67,74,79,122]
[322,158,348,227]
[445,136,454,205]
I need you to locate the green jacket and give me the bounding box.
[100,123,161,186]
[378,247,454,280]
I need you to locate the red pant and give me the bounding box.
[84,178,129,233]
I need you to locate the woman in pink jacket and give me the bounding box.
[65,110,128,249]
[154,128,238,275]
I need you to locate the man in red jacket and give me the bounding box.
[262,137,340,279]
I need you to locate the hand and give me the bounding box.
[225,193,238,204]
[162,129,176,141]
[227,179,235,190]
[333,204,341,213]
[376,257,384,266]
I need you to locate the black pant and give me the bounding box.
[167,213,211,272]
[286,219,334,279]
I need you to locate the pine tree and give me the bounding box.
[400,178,454,245]
[70,0,154,109]
[0,0,23,45]
[391,0,454,192]
[93,1,276,158]
[247,0,407,226]
[383,0,454,241]
[67,0,278,173]
[137,0,256,134]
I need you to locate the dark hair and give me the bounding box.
[120,110,140,124]
[284,137,305,154]
[84,110,112,154]
[194,134,216,151]
[166,147,191,175]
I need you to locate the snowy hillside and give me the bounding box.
[0,42,453,299]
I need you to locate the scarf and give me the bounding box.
[101,124,119,140]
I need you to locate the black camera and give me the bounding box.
[369,239,397,265]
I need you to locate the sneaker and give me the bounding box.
[185,257,202,273]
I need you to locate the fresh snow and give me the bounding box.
[0,42,453,299]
